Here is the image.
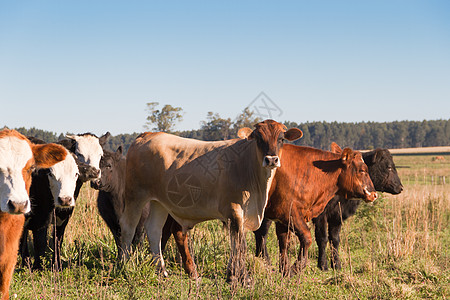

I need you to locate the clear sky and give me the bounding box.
[1,0,449,136]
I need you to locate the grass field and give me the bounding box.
[10,154,450,299]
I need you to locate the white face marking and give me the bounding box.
[72,135,103,178]
[0,136,32,213]
[48,150,79,207]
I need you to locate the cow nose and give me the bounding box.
[58,196,73,207]
[93,168,101,178]
[263,155,281,168]
[7,200,30,214]
[90,179,101,190]
[363,187,378,203]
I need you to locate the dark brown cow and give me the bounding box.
[254,143,377,275]
[120,120,302,284]
[0,129,67,300]
[312,144,403,271]
[92,147,198,278]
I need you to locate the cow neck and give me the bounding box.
[111,157,126,214]
[236,139,276,230]
[239,139,275,188]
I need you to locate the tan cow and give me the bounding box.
[120,120,303,284]
[0,129,67,300]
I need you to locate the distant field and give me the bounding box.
[10,154,450,299]
[388,146,450,155]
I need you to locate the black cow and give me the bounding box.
[254,145,403,271]
[20,137,98,270]
[50,132,110,270]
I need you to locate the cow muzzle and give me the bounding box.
[363,187,378,203]
[6,199,30,214]
[90,178,102,190]
[57,196,75,207]
[263,155,281,168]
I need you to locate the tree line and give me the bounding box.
[7,118,449,154]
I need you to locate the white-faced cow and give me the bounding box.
[19,137,98,270]
[312,143,403,271]
[253,142,378,275]
[0,129,67,300]
[51,132,110,270]
[120,120,303,284]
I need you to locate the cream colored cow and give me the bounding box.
[120,119,302,284]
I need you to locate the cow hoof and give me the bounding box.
[330,263,341,271]
[290,260,307,275]
[318,263,328,271]
[226,273,253,288]
[188,270,199,280]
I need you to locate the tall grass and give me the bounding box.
[10,155,449,299]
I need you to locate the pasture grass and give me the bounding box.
[10,155,449,299]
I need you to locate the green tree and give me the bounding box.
[232,108,261,137]
[144,102,183,132]
[201,112,232,141]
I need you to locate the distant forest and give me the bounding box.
[9,119,450,154]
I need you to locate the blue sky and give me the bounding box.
[1,1,449,136]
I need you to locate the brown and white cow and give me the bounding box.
[120,120,302,284]
[0,129,67,300]
[253,143,378,275]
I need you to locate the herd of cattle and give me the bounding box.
[0,119,403,298]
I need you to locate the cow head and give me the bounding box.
[331,143,378,203]
[238,119,303,169]
[0,129,67,214]
[91,146,123,192]
[363,149,403,195]
[62,132,110,183]
[46,150,79,207]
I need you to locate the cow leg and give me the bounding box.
[313,214,329,271]
[97,193,121,253]
[19,230,30,267]
[170,218,198,279]
[275,222,290,276]
[226,207,249,286]
[289,209,312,274]
[254,218,272,265]
[328,220,342,270]
[160,215,173,251]
[32,227,48,270]
[0,254,15,300]
[119,197,148,259]
[52,217,71,271]
[144,201,169,277]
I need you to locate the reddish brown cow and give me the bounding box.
[259,144,377,275]
[0,129,67,299]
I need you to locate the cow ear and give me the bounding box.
[237,127,253,140]
[116,146,123,156]
[32,143,67,169]
[330,142,343,154]
[99,132,111,145]
[341,148,354,167]
[66,134,78,141]
[58,138,76,152]
[284,128,303,141]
